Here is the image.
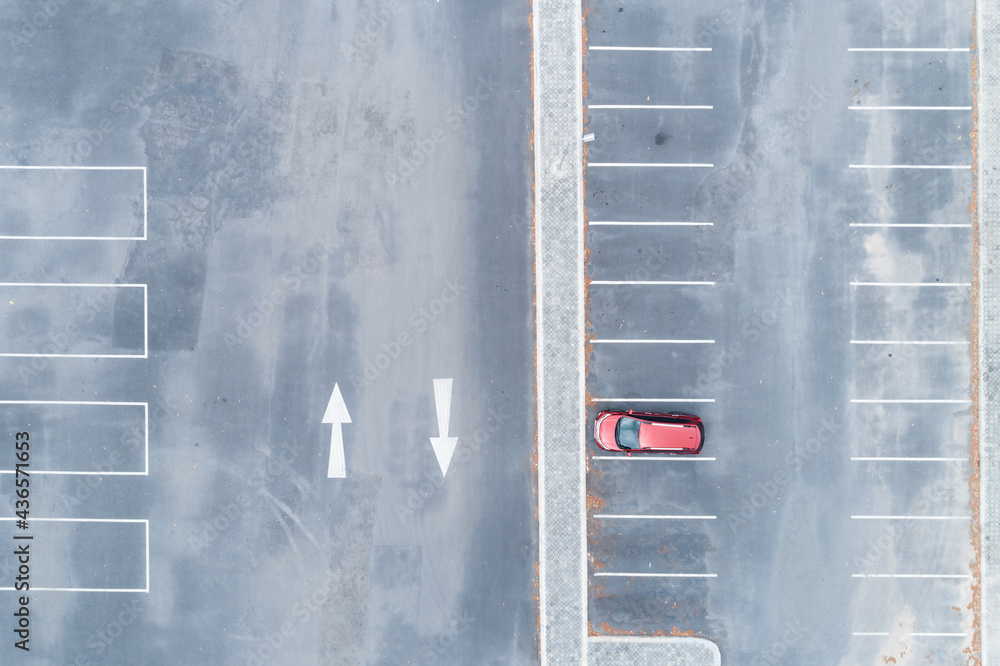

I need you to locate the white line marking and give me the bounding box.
[850,281,971,287]
[0,282,145,288]
[588,162,714,168]
[594,514,716,520]
[142,166,148,241]
[589,280,715,286]
[851,457,969,462]
[0,517,149,593]
[848,47,971,52]
[851,399,971,404]
[589,221,713,226]
[588,104,713,110]
[850,223,972,228]
[590,339,715,344]
[591,455,715,461]
[852,574,972,578]
[589,398,716,403]
[589,46,712,52]
[850,340,969,345]
[848,105,973,111]
[0,401,147,475]
[853,632,969,637]
[851,515,971,520]
[849,164,971,169]
[594,572,717,578]
[0,236,143,241]
[0,165,145,170]
[142,284,149,359]
[0,283,148,359]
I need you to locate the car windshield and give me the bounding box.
[615,417,641,450]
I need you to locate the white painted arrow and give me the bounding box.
[323,384,351,478]
[430,378,458,476]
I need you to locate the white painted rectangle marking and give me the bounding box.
[0,401,147,475]
[594,572,717,578]
[587,104,713,110]
[589,221,713,226]
[852,457,969,462]
[850,223,972,228]
[588,162,714,168]
[852,573,972,578]
[853,632,969,637]
[850,282,971,287]
[848,105,973,110]
[594,514,716,520]
[848,47,971,52]
[851,515,971,520]
[851,399,972,404]
[590,339,715,344]
[589,46,712,52]
[0,166,146,240]
[849,164,971,169]
[850,340,969,345]
[589,280,715,286]
[0,283,147,358]
[0,518,148,592]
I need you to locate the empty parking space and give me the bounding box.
[0,283,146,357]
[0,401,147,475]
[0,166,146,241]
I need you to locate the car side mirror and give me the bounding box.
[628,409,633,414]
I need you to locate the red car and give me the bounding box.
[594,410,705,454]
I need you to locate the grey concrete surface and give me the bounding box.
[0,1,535,664]
[979,0,999,663]
[584,0,978,664]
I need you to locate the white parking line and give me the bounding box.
[849,164,972,170]
[588,104,713,110]
[591,456,716,461]
[589,221,713,226]
[853,632,969,637]
[852,457,969,462]
[589,46,712,52]
[594,572,717,578]
[587,162,715,169]
[850,281,972,287]
[0,283,149,359]
[851,399,972,404]
[852,573,972,578]
[589,280,715,286]
[588,162,714,168]
[850,340,969,345]
[850,223,972,228]
[590,339,715,344]
[848,105,973,111]
[851,515,971,520]
[594,514,716,520]
[848,47,971,52]
[589,398,716,403]
[0,517,149,593]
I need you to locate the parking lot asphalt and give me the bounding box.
[583,0,977,662]
[0,1,536,663]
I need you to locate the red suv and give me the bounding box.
[594,410,705,454]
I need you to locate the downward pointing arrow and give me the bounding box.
[430,378,457,476]
[323,384,351,478]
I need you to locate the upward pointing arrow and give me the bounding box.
[323,384,351,478]
[430,378,458,476]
